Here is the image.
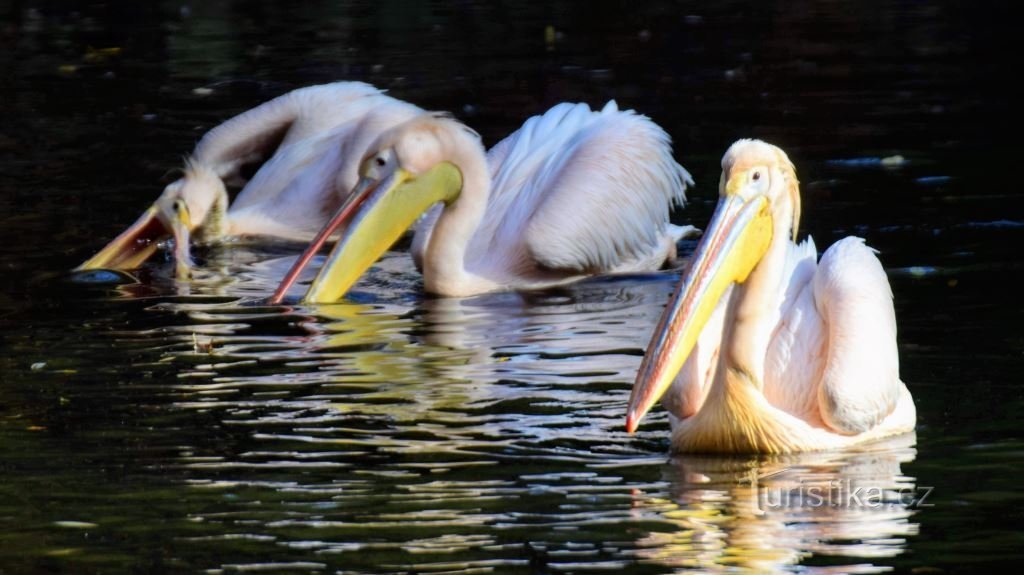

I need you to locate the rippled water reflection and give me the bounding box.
[8,249,931,573]
[2,0,1022,573]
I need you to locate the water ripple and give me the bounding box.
[23,245,925,574]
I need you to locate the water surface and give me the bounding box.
[1,1,1022,573]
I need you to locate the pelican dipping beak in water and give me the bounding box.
[271,101,697,302]
[626,139,915,453]
[77,82,423,277]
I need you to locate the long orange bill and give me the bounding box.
[267,178,379,304]
[625,192,773,433]
[76,205,169,271]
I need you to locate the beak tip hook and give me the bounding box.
[625,412,639,434]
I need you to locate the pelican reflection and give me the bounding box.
[632,434,919,573]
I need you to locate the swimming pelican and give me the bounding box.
[76,82,423,277]
[270,101,696,302]
[625,139,915,453]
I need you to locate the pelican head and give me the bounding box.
[271,113,473,304]
[76,162,228,277]
[626,139,800,433]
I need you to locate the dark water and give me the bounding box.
[1,1,1022,573]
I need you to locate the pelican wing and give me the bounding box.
[764,238,828,422]
[484,102,692,273]
[223,132,350,239]
[812,237,903,434]
[224,87,423,237]
[192,82,386,186]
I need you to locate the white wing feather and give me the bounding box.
[764,237,827,423]
[812,237,902,434]
[208,84,421,238]
[480,101,692,273]
[193,82,385,182]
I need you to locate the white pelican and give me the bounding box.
[270,101,696,303]
[625,139,915,454]
[76,82,423,277]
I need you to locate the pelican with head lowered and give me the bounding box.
[626,139,915,454]
[76,82,423,278]
[271,101,697,302]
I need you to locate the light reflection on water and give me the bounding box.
[38,247,920,573]
[1,0,1022,572]
[636,437,919,573]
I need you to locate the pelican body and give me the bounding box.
[271,101,696,302]
[626,139,915,454]
[77,82,423,276]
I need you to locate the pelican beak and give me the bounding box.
[625,182,774,433]
[171,199,193,279]
[77,200,195,274]
[76,205,167,271]
[285,162,462,304]
[267,175,380,304]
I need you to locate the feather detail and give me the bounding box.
[470,101,693,274]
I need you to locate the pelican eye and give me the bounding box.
[752,170,761,182]
[375,157,386,167]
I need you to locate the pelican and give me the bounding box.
[625,139,915,454]
[270,101,696,302]
[76,82,423,277]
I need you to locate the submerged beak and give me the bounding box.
[625,186,774,433]
[301,162,462,304]
[77,200,195,274]
[171,200,193,279]
[76,205,168,271]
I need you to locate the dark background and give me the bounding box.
[1,1,1022,573]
